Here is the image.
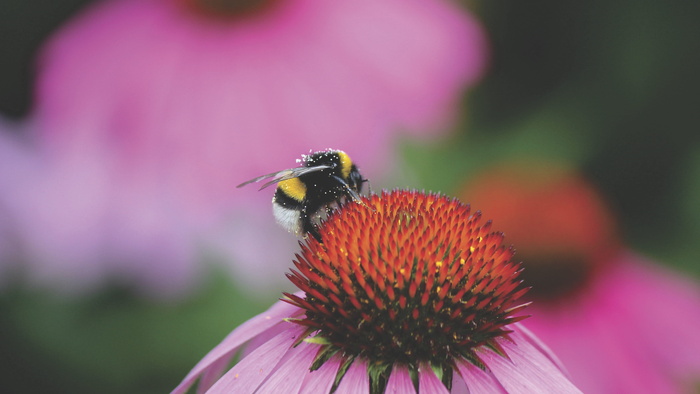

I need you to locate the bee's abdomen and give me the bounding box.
[277,178,307,202]
[273,188,304,208]
[272,203,303,235]
[272,190,304,235]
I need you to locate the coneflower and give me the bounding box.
[173,190,580,393]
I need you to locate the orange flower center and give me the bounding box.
[285,190,529,380]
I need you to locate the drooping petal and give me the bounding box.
[417,363,449,394]
[449,373,470,394]
[479,329,582,393]
[298,355,341,394]
[454,358,506,394]
[385,364,416,394]
[255,340,319,393]
[334,358,369,394]
[512,323,570,376]
[173,300,302,393]
[196,356,233,394]
[205,325,306,393]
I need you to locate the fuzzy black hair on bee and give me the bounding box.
[237,149,368,242]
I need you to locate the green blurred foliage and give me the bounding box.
[0,270,277,394]
[0,0,699,393]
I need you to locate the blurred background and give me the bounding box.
[1,0,698,393]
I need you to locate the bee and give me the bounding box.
[237,149,368,242]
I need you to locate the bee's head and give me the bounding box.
[347,167,366,193]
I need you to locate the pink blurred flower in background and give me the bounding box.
[0,0,487,296]
[0,117,198,296]
[459,161,700,393]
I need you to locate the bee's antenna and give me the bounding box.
[332,175,373,211]
[350,190,373,211]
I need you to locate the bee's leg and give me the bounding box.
[300,205,323,243]
[307,225,323,243]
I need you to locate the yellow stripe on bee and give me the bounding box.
[279,178,307,201]
[337,151,352,179]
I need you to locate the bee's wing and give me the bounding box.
[237,165,333,191]
[236,170,286,188]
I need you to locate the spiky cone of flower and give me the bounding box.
[173,190,581,393]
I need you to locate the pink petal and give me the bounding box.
[449,373,469,394]
[197,356,233,394]
[255,341,319,393]
[206,325,306,393]
[385,364,416,394]
[512,322,570,377]
[417,363,449,394]
[172,299,302,393]
[479,328,582,393]
[454,358,506,394]
[299,355,342,394]
[335,358,369,394]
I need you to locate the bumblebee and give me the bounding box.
[237,149,367,242]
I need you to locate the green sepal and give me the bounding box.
[441,365,453,391]
[430,363,443,380]
[462,351,488,371]
[310,345,338,371]
[368,362,391,394]
[304,336,332,345]
[331,355,356,393]
[484,339,511,360]
[291,327,317,347]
